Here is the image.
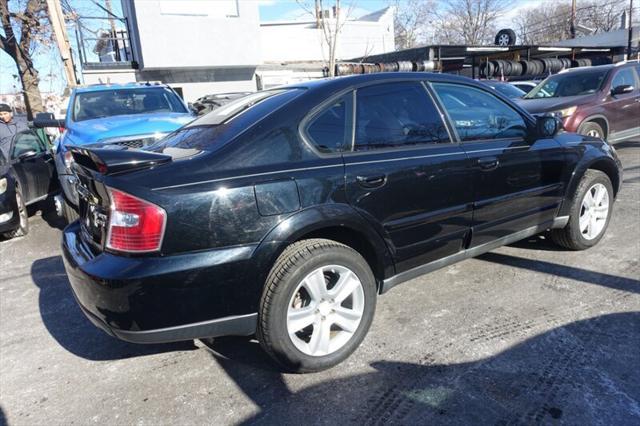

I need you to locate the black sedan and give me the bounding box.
[61,73,622,372]
[0,130,57,239]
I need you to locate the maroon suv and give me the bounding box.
[518,62,640,142]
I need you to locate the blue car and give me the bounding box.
[40,82,194,222]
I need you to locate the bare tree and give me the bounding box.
[514,3,573,44]
[515,0,629,45]
[391,0,437,49]
[297,0,355,77]
[0,0,49,119]
[432,0,511,45]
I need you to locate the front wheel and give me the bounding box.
[257,239,377,373]
[551,170,613,250]
[578,121,605,139]
[2,189,29,239]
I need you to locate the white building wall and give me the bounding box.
[127,0,261,69]
[260,13,394,63]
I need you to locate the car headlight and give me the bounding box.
[64,150,74,169]
[0,177,7,195]
[551,106,577,118]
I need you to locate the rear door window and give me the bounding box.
[432,83,527,141]
[354,82,449,151]
[305,94,353,153]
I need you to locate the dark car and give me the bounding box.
[61,73,622,372]
[0,130,57,238]
[483,81,526,99]
[518,62,640,142]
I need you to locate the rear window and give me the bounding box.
[185,90,290,127]
[147,89,302,158]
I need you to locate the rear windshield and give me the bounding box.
[524,69,609,99]
[72,87,188,122]
[147,89,302,158]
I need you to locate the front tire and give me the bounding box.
[578,121,605,139]
[551,170,613,250]
[257,239,377,373]
[3,189,29,239]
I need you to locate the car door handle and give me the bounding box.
[356,174,386,188]
[478,156,499,171]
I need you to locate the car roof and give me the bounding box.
[281,72,480,95]
[74,82,170,93]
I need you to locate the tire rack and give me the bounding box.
[346,44,623,80]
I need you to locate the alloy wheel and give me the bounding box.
[579,183,609,240]
[586,129,601,138]
[287,265,365,357]
[498,34,510,46]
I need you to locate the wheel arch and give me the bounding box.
[559,156,621,216]
[252,204,395,293]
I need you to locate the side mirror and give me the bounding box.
[33,112,65,129]
[18,150,38,161]
[536,115,560,138]
[611,84,634,96]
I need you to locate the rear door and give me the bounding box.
[343,81,473,273]
[430,82,565,248]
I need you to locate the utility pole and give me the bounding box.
[46,0,77,88]
[629,0,634,58]
[570,0,577,38]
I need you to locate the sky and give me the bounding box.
[0,0,566,95]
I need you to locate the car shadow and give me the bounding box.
[478,252,640,294]
[34,196,67,230]
[30,256,196,361]
[204,312,640,425]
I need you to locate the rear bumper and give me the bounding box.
[61,221,259,343]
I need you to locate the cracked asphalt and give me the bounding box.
[1,141,639,425]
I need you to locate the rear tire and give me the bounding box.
[257,238,377,373]
[2,189,29,239]
[550,170,613,250]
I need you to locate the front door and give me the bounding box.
[430,82,566,248]
[11,131,54,203]
[607,66,640,139]
[343,81,473,273]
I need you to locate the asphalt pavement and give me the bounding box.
[1,141,639,425]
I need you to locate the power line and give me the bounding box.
[513,0,631,34]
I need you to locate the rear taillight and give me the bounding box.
[106,187,166,253]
